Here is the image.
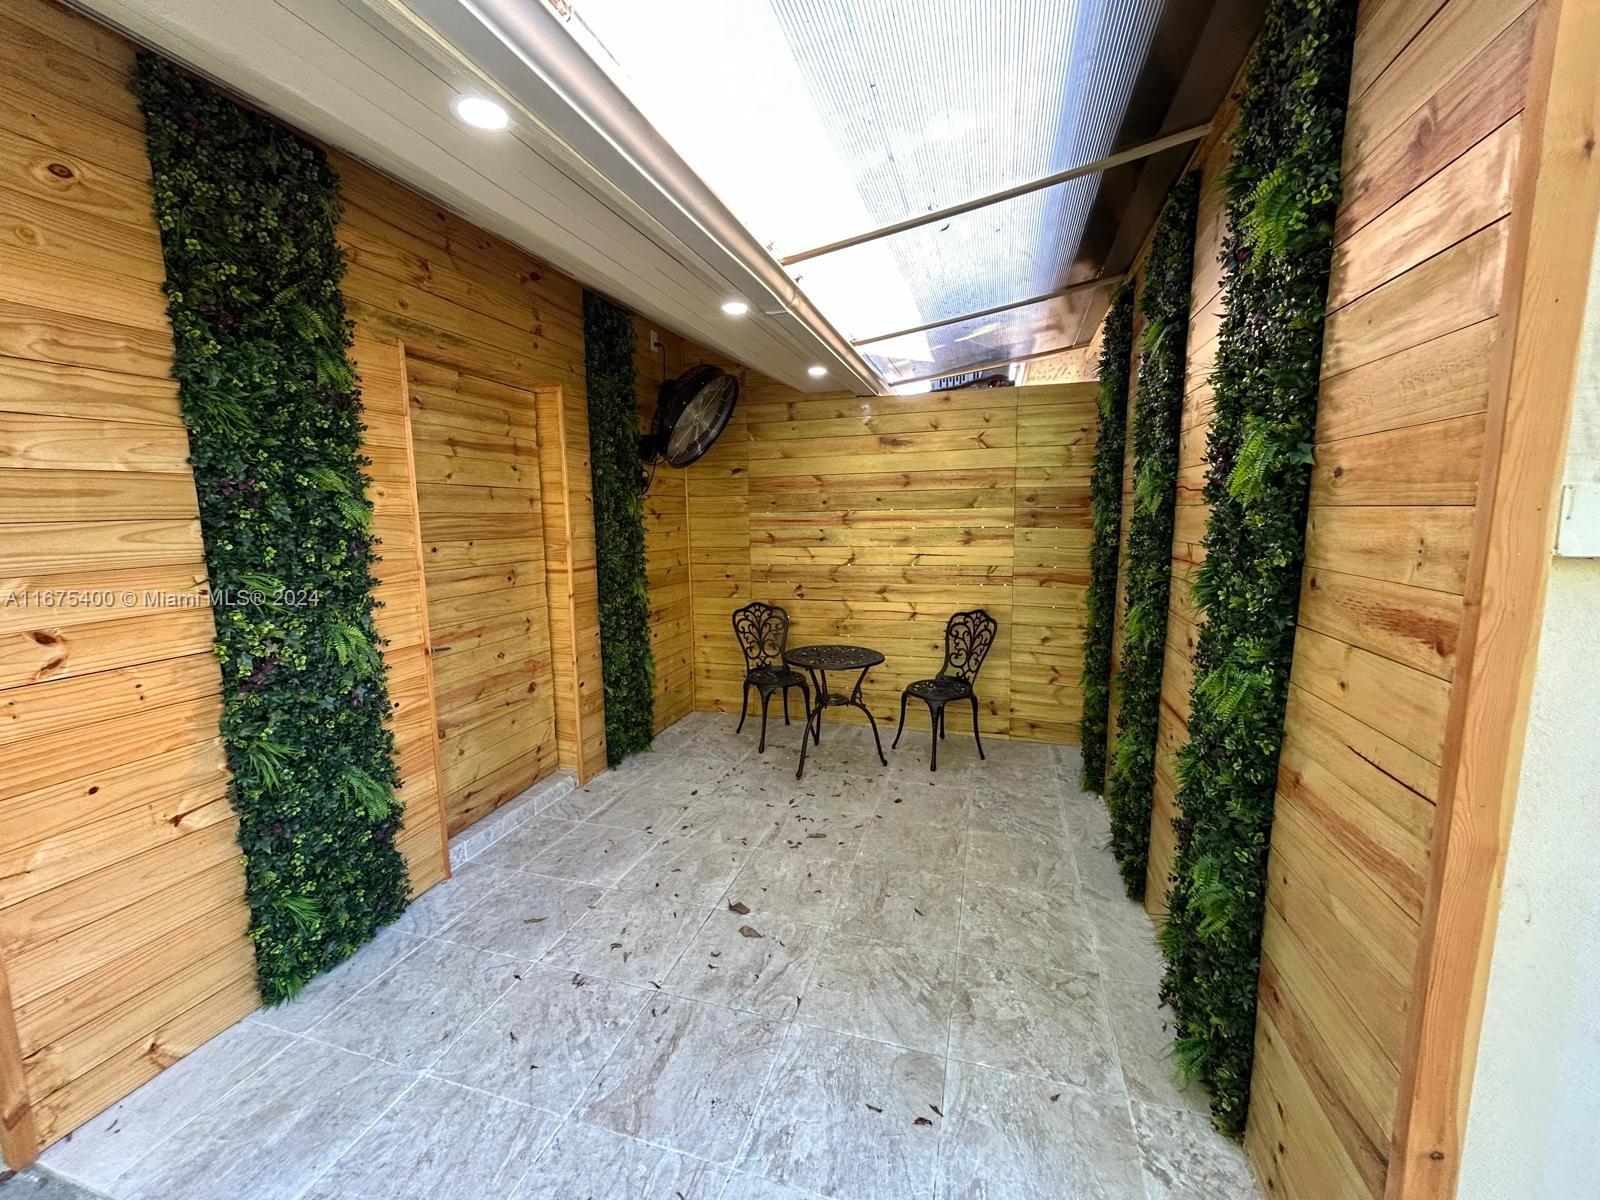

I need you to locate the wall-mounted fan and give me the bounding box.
[641,365,739,468]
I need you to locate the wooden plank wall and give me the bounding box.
[403,358,558,834]
[0,0,256,1158]
[683,348,756,719]
[633,319,693,732]
[0,0,610,1162]
[1011,387,1096,742]
[1246,2,1540,1198]
[334,154,607,789]
[679,373,1098,745]
[1090,2,1544,1197]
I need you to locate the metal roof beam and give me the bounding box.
[851,275,1122,347]
[779,123,1211,267]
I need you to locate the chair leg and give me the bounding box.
[929,702,940,772]
[938,707,946,740]
[970,694,985,760]
[736,682,750,734]
[758,689,773,753]
[783,687,791,725]
[892,692,910,749]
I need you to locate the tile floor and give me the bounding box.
[23,711,1260,1200]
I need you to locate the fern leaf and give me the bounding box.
[339,766,393,822]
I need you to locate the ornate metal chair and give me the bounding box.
[731,602,812,753]
[892,609,998,771]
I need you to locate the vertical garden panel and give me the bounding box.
[1105,173,1200,897]
[583,292,655,764]
[1079,282,1134,790]
[133,57,411,1001]
[1161,0,1358,1141]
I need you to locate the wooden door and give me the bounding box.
[404,356,559,834]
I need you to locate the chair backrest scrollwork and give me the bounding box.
[731,602,790,671]
[937,609,998,684]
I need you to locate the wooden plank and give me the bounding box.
[0,414,193,473]
[1339,6,1536,241]
[1297,567,1462,681]
[1327,115,1520,311]
[1315,320,1493,443]
[1320,220,1508,379]
[1302,505,1473,593]
[404,351,554,834]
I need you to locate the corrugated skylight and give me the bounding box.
[556,0,1166,387]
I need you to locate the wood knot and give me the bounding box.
[47,162,74,179]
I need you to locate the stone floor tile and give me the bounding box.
[720,849,853,927]
[540,890,713,986]
[1101,975,1211,1115]
[306,938,522,1069]
[832,864,962,953]
[513,1121,728,1199]
[663,910,825,1018]
[616,831,758,905]
[958,880,1097,973]
[39,1021,296,1191]
[251,928,427,1035]
[741,1026,944,1200]
[963,828,1076,894]
[433,871,603,962]
[430,965,647,1111]
[855,821,967,876]
[1133,1100,1261,1200]
[113,1039,414,1200]
[797,934,956,1055]
[935,1060,1145,1200]
[577,996,786,1164]
[517,821,662,886]
[299,1075,559,1199]
[949,956,1121,1095]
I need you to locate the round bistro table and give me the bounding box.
[782,643,889,780]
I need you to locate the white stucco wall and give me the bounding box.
[1456,225,1600,1200]
[1456,557,1600,1200]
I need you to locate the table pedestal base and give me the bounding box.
[794,667,888,780]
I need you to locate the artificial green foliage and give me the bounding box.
[132,57,408,1002]
[1105,173,1200,898]
[582,291,655,766]
[1158,0,1357,1136]
[1079,283,1135,794]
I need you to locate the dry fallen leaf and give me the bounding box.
[866,1104,883,1114]
[914,1117,933,1127]
[738,925,764,939]
[728,900,751,914]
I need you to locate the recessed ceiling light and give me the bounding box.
[807,365,829,378]
[721,300,750,316]
[451,94,510,131]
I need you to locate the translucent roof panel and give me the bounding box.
[559,0,1168,384]
[857,290,1101,385]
